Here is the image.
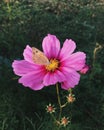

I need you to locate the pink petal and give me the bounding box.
[23,45,34,63]
[19,70,46,90]
[42,34,60,59]
[61,52,86,71]
[59,66,75,74]
[43,70,66,86]
[61,71,80,90]
[59,39,76,61]
[12,60,41,76]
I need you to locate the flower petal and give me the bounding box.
[43,70,66,86]
[42,34,60,59]
[12,60,41,76]
[61,71,80,90]
[23,45,34,63]
[59,39,76,61]
[61,52,86,71]
[19,70,46,90]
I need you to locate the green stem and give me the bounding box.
[92,43,102,68]
[61,102,68,108]
[50,113,57,123]
[69,88,72,94]
[56,83,62,121]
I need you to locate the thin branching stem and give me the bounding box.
[56,83,62,121]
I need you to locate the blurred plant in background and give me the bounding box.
[0,0,104,130]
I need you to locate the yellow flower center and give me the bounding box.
[46,59,59,72]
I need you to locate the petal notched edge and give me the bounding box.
[59,39,76,61]
[12,60,41,76]
[18,72,45,90]
[42,34,60,59]
[61,52,86,71]
[61,71,80,90]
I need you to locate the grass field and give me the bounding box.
[0,0,104,130]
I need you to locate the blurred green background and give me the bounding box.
[0,0,104,130]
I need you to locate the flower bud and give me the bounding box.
[80,64,89,74]
[46,104,55,114]
[61,117,70,127]
[67,94,75,103]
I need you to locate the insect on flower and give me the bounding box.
[32,47,50,65]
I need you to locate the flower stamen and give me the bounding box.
[46,59,59,72]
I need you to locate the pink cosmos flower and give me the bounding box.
[80,64,89,74]
[12,34,86,90]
